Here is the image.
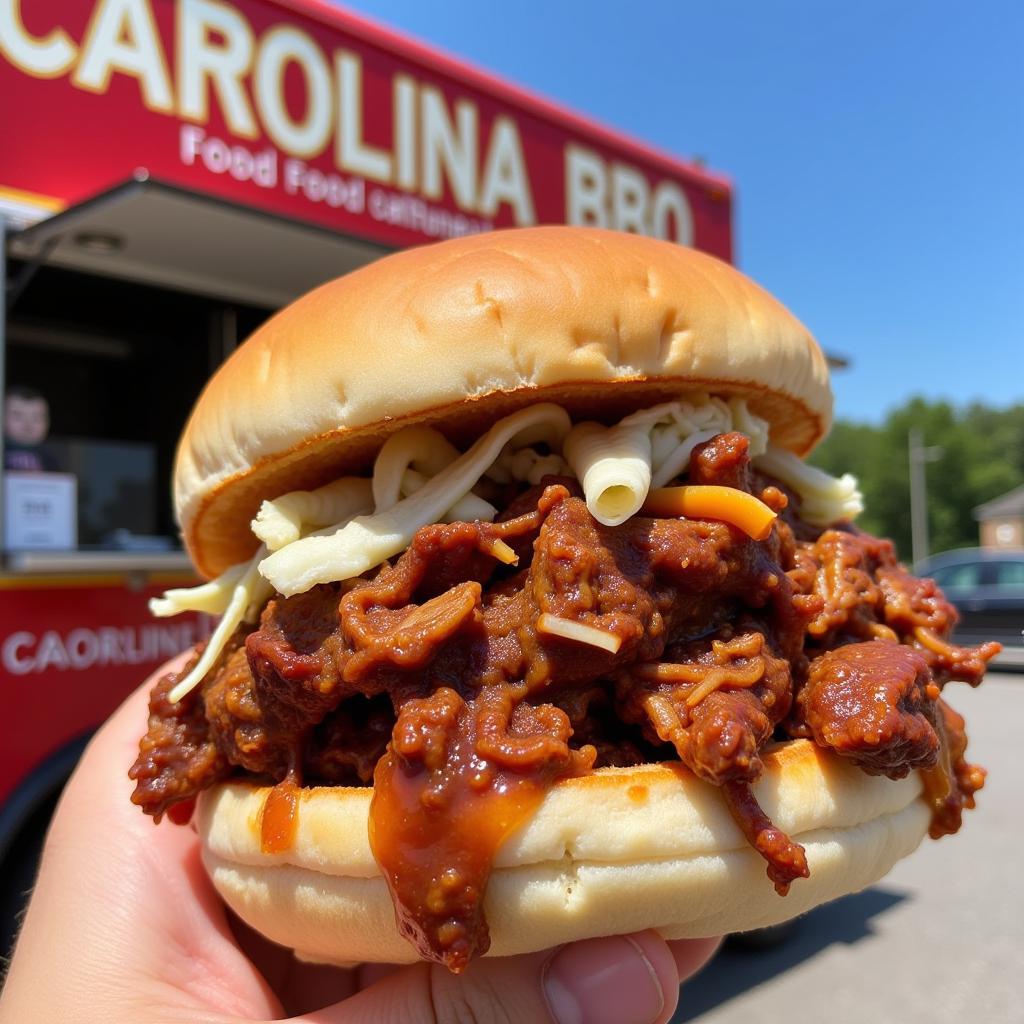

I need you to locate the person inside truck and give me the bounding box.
[3,385,58,473]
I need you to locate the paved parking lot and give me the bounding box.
[673,670,1023,1024]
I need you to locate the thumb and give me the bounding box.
[293,931,685,1024]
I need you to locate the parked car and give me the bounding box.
[915,548,1024,655]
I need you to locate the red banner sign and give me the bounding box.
[0,0,732,257]
[0,579,210,809]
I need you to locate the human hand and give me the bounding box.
[0,654,720,1023]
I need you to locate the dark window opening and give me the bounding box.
[5,263,273,551]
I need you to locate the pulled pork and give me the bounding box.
[130,432,997,971]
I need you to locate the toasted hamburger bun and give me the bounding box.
[174,227,831,578]
[197,740,929,965]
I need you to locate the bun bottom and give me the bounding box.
[197,740,930,965]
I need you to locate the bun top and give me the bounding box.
[176,227,832,577]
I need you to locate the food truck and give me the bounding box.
[0,0,732,946]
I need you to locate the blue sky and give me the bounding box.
[340,0,1023,424]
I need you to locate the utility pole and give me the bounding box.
[908,428,943,568]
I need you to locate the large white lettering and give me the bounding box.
[651,180,694,245]
[73,0,173,111]
[479,115,535,224]
[421,85,477,209]
[255,25,331,158]
[565,144,608,227]
[0,0,77,78]
[392,73,417,190]
[610,163,649,234]
[335,50,392,183]
[177,0,257,138]
[2,631,34,674]
[1,623,207,675]
[565,144,694,244]
[3,0,699,238]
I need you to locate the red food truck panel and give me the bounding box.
[0,0,731,257]
[0,579,210,810]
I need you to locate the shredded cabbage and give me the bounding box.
[165,546,272,703]
[754,447,863,525]
[252,478,374,551]
[258,403,571,596]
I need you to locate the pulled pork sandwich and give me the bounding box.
[131,226,998,974]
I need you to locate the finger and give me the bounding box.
[277,957,360,1016]
[292,930,683,1024]
[667,935,722,981]
[355,962,402,989]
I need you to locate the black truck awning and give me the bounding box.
[6,174,389,309]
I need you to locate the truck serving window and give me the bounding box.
[5,263,271,551]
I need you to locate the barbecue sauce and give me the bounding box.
[260,778,300,854]
[369,687,593,972]
[920,698,986,839]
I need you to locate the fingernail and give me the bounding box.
[542,935,666,1024]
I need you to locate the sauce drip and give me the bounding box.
[919,697,985,839]
[166,797,196,826]
[260,778,300,854]
[369,687,593,973]
[722,779,809,895]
